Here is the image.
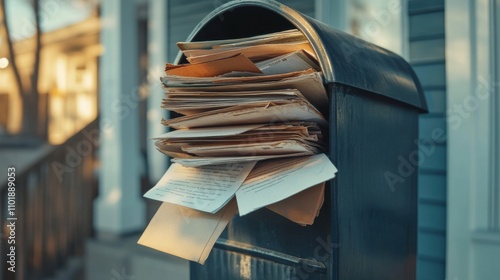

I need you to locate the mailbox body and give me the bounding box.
[175,1,427,279]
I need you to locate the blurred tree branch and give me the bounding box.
[0,0,42,138]
[0,0,23,95]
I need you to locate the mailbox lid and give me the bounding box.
[175,0,427,111]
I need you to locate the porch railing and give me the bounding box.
[1,119,99,280]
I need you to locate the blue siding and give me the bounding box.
[413,63,447,88]
[419,144,446,172]
[419,173,447,202]
[279,0,315,17]
[419,115,446,141]
[423,90,446,113]
[409,0,444,12]
[168,0,216,61]
[409,1,447,280]
[410,39,445,63]
[417,258,446,280]
[410,12,445,39]
[418,231,446,259]
[419,203,447,231]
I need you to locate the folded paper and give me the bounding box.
[138,200,237,264]
[236,154,337,216]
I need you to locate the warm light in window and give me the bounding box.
[55,58,67,91]
[77,94,95,120]
[82,72,94,90]
[0,57,9,69]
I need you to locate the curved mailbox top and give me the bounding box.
[176,0,427,111]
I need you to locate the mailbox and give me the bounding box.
[175,1,427,279]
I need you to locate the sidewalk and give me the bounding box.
[86,235,190,280]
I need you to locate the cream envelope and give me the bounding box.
[138,200,237,264]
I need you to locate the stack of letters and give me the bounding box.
[139,29,338,264]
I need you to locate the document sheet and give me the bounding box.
[236,154,337,216]
[144,161,256,213]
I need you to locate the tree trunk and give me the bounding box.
[0,0,43,139]
[23,0,42,138]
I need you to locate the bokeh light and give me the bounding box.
[0,57,9,69]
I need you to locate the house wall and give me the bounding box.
[0,17,100,139]
[408,0,447,279]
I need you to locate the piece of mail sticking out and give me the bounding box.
[138,200,237,264]
[144,161,256,213]
[236,153,338,216]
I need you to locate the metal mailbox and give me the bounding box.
[175,1,427,279]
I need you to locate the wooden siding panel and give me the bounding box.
[409,0,444,14]
[416,258,446,280]
[419,115,447,142]
[168,1,214,61]
[280,0,315,17]
[418,204,446,232]
[423,90,446,113]
[413,63,446,88]
[411,5,447,279]
[419,144,446,172]
[170,0,215,15]
[410,38,445,63]
[410,12,445,40]
[418,231,446,260]
[419,173,447,202]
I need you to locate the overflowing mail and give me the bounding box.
[139,29,338,264]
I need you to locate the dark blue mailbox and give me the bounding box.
[175,1,427,279]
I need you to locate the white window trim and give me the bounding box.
[446,0,500,278]
[490,0,500,230]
